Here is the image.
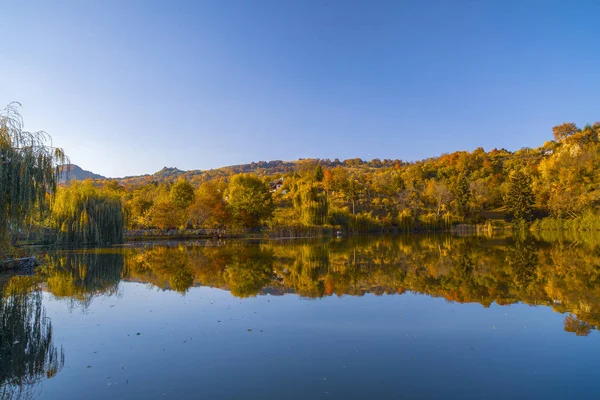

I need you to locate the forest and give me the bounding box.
[2,101,600,252]
[58,120,600,243]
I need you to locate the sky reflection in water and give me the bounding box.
[2,234,600,399]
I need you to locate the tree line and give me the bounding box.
[2,101,600,252]
[100,121,600,239]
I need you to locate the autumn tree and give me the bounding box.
[552,122,579,141]
[226,174,273,229]
[323,169,334,195]
[344,179,362,215]
[329,167,349,192]
[188,181,229,228]
[424,180,453,217]
[469,179,491,215]
[170,178,195,209]
[147,199,186,230]
[127,192,154,228]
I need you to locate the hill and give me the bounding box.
[60,165,106,182]
[52,121,600,234]
[64,157,402,187]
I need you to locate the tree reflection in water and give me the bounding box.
[0,278,64,400]
[8,232,600,356]
[121,235,600,336]
[118,235,600,336]
[39,252,124,311]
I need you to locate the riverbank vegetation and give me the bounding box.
[0,103,67,260]
[3,100,600,254]
[108,120,600,236]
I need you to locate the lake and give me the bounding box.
[1,234,599,399]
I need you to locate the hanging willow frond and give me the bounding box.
[0,103,70,256]
[52,181,124,245]
[294,183,329,226]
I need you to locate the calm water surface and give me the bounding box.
[1,234,600,399]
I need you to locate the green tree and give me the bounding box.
[452,173,470,220]
[314,163,324,182]
[505,169,535,222]
[0,103,68,256]
[52,181,124,244]
[226,174,273,229]
[294,184,328,225]
[170,178,195,209]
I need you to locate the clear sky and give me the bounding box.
[2,0,599,177]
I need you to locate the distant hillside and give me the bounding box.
[61,157,404,187]
[118,166,186,182]
[111,158,401,187]
[60,165,106,182]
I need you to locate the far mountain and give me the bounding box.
[60,165,106,182]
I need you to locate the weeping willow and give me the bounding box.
[294,184,329,226]
[52,181,124,245]
[0,103,68,257]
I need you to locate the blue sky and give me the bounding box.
[1,0,599,177]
